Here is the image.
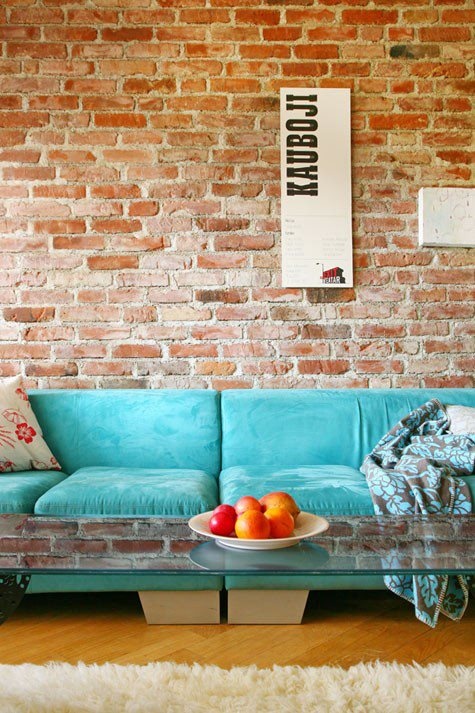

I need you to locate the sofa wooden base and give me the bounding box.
[227,590,309,624]
[138,590,220,625]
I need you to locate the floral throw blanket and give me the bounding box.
[361,399,474,628]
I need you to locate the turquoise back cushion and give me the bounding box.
[221,389,475,470]
[29,389,221,477]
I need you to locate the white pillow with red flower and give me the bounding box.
[0,376,61,472]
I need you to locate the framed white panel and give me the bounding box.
[280,88,353,287]
[418,187,474,248]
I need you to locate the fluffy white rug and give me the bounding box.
[0,661,472,713]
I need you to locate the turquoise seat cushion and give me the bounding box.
[0,470,67,513]
[34,467,219,517]
[219,465,375,516]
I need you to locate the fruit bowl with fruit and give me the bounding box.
[188,491,329,550]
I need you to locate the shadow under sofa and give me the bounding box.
[3,387,474,625]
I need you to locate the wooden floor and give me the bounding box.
[0,591,473,668]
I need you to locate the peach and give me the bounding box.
[259,491,300,522]
[235,495,262,516]
[235,510,271,539]
[263,506,294,538]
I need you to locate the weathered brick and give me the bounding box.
[195,289,247,304]
[298,360,350,375]
[214,235,274,251]
[87,256,139,271]
[169,344,218,358]
[235,9,280,25]
[420,27,471,42]
[370,114,428,130]
[4,307,55,323]
[95,113,147,128]
[196,361,236,376]
[112,345,162,359]
[0,2,471,389]
[342,10,398,24]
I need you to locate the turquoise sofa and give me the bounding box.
[219,388,475,622]
[16,390,222,623]
[2,387,473,624]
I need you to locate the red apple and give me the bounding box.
[213,504,237,520]
[209,511,236,536]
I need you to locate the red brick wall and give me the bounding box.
[0,1,473,390]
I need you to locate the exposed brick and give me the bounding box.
[34,220,86,234]
[390,45,439,59]
[112,345,162,358]
[102,28,153,43]
[87,256,139,271]
[195,289,247,304]
[282,62,329,77]
[298,360,350,375]
[343,10,398,24]
[235,10,280,25]
[307,289,356,304]
[419,27,471,42]
[370,114,428,130]
[26,362,78,377]
[7,42,67,59]
[301,325,352,339]
[112,540,164,554]
[195,361,236,376]
[0,150,41,163]
[212,379,252,390]
[169,344,218,358]
[0,112,49,128]
[0,1,471,389]
[4,307,55,323]
[214,235,274,251]
[424,269,474,285]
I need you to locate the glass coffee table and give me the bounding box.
[0,513,473,625]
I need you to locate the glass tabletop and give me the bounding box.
[189,540,475,576]
[0,514,472,577]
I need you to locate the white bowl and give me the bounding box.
[188,510,329,550]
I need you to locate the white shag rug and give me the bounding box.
[0,661,473,713]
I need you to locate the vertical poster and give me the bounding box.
[280,88,353,287]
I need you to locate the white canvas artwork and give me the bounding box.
[418,187,474,248]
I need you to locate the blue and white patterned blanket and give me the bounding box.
[361,399,474,627]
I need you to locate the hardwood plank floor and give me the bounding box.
[0,591,473,668]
